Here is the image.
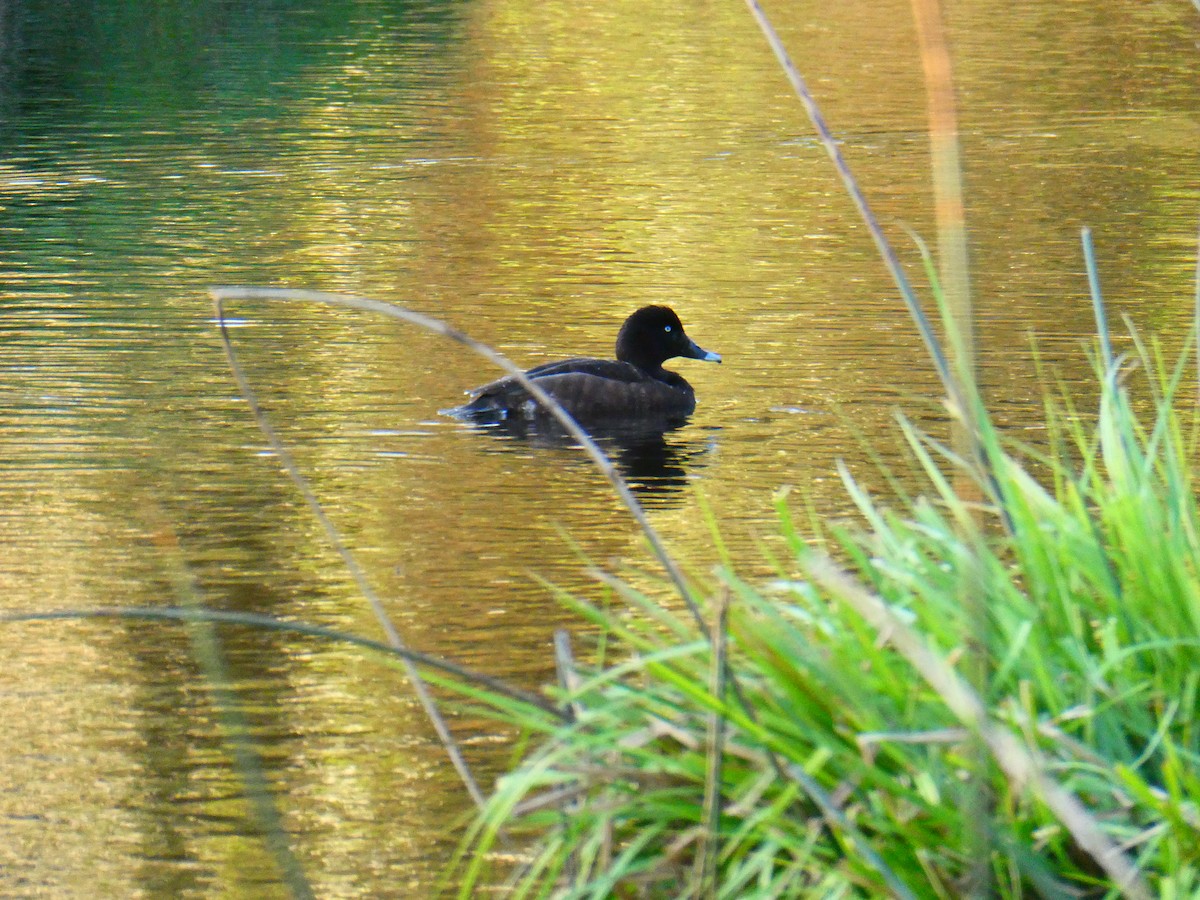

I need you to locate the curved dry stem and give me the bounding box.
[741,0,962,419]
[3,606,567,720]
[212,288,487,808]
[210,286,706,634]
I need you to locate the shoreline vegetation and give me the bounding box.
[6,0,1197,896]
[442,295,1200,896]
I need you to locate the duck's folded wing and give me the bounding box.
[528,371,695,418]
[449,360,673,420]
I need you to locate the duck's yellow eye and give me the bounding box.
[664,325,672,332]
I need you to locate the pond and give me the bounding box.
[1,0,1198,894]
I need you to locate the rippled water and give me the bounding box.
[2,0,1198,894]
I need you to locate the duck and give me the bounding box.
[444,305,721,423]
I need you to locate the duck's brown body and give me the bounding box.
[460,358,700,420]
[445,306,720,424]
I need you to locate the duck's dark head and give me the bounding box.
[615,305,721,374]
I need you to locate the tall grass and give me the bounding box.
[444,305,1199,897]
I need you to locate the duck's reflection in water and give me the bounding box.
[462,415,716,505]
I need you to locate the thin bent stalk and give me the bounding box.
[210,286,727,812]
[2,606,565,719]
[210,287,707,636]
[741,0,962,421]
[213,289,489,807]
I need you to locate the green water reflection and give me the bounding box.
[1,0,1198,894]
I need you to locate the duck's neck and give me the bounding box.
[617,347,665,377]
[622,357,668,380]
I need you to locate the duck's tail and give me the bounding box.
[439,392,510,422]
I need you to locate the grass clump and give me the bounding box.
[449,327,1200,898]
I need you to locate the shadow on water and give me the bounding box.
[454,414,716,504]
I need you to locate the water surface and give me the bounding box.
[2,0,1198,894]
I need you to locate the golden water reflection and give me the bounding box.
[1,0,1198,894]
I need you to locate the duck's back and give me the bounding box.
[451,357,697,421]
[522,357,647,383]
